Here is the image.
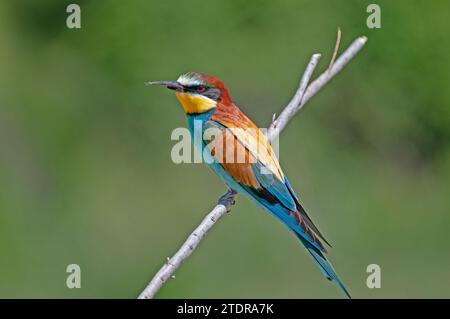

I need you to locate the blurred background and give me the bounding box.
[0,0,449,298]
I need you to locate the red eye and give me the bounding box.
[196,85,206,93]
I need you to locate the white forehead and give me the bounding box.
[177,74,203,86]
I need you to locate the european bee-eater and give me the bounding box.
[146,72,350,298]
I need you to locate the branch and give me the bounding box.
[266,53,321,141]
[138,35,367,299]
[267,35,367,141]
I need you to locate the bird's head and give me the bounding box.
[146,72,231,114]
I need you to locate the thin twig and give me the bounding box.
[328,27,342,70]
[138,35,367,299]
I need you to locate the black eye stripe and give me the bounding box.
[186,85,208,92]
[184,85,221,101]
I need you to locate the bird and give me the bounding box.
[146,72,350,298]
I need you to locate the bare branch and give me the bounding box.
[138,204,228,299]
[267,36,367,141]
[138,35,367,299]
[302,36,368,104]
[266,53,321,141]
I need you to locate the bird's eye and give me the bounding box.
[196,85,206,93]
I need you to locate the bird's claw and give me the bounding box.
[218,189,237,212]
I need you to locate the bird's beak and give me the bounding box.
[145,81,184,92]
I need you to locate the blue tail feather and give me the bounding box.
[297,235,351,298]
[253,196,351,298]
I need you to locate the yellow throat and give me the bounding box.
[176,92,216,114]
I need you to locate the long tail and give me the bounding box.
[261,200,351,298]
[241,183,351,297]
[297,235,351,298]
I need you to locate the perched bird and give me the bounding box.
[146,72,350,298]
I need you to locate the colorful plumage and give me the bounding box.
[146,72,350,298]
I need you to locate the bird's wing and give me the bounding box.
[210,107,285,181]
[204,120,296,211]
[204,119,328,251]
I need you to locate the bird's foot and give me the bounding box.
[218,189,237,212]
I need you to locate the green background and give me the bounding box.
[0,0,449,298]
